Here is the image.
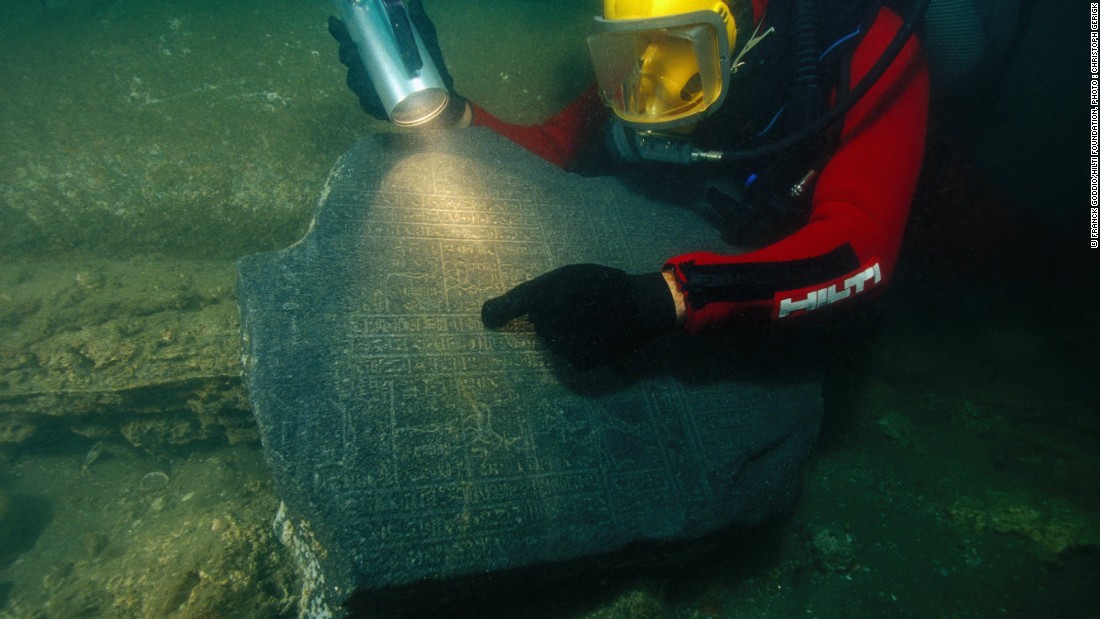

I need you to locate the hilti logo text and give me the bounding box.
[776,262,882,319]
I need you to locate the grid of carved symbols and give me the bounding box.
[240,133,820,590]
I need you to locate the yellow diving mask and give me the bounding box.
[587,4,736,130]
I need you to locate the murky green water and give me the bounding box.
[1,0,1095,617]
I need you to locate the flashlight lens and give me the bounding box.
[390,88,450,127]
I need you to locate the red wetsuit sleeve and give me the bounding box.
[469,83,607,170]
[666,7,929,334]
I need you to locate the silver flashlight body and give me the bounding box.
[334,0,450,126]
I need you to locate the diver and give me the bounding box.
[330,0,932,369]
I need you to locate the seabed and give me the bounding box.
[1,1,1094,617]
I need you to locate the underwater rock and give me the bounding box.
[0,446,296,617]
[0,259,251,448]
[81,531,108,559]
[947,492,1100,560]
[810,528,856,574]
[238,130,825,615]
[0,414,37,444]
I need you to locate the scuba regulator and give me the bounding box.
[606,120,724,166]
[605,0,931,245]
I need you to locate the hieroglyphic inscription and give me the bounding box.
[238,130,824,605]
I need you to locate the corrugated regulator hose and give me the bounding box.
[790,0,824,130]
[715,0,932,163]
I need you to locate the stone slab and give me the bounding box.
[236,129,823,616]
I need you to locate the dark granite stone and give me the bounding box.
[237,130,822,617]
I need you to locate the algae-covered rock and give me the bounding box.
[947,492,1100,559]
[809,527,856,574]
[0,259,251,448]
[0,446,297,617]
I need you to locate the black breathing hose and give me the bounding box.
[715,0,932,164]
[790,0,824,130]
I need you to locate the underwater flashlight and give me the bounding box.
[334,0,450,127]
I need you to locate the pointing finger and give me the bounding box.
[480,277,544,328]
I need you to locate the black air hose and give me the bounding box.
[714,0,932,164]
[790,0,824,129]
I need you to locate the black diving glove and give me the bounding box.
[327,2,467,127]
[481,264,677,369]
[328,15,387,121]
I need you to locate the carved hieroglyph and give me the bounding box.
[237,130,822,615]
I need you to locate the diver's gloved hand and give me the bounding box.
[328,15,387,121]
[481,265,678,369]
[327,4,469,128]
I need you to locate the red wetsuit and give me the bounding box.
[470,4,928,334]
